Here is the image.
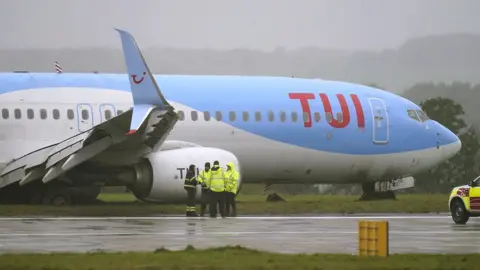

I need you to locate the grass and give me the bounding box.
[0,246,477,270]
[0,192,450,217]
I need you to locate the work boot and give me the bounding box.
[187,211,198,217]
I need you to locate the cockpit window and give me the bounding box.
[407,110,420,121]
[416,110,430,122]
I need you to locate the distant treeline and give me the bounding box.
[403,82,480,129]
[2,33,480,93]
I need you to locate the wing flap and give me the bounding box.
[1,146,54,177]
[61,136,113,171]
[19,168,44,186]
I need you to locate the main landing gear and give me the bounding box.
[0,182,101,205]
[358,182,397,201]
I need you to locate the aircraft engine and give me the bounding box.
[124,147,241,203]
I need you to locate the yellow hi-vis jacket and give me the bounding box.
[209,165,225,192]
[224,162,240,194]
[198,169,211,190]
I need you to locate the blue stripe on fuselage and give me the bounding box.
[0,73,440,155]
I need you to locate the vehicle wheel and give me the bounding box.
[451,199,470,224]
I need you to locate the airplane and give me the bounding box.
[0,28,461,205]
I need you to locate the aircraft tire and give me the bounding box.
[42,189,72,206]
[51,194,71,206]
[450,199,469,224]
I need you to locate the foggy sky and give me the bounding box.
[1,0,479,51]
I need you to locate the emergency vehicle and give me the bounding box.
[449,176,480,224]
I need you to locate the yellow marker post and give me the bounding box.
[358,220,389,257]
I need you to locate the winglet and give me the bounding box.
[114,28,173,135]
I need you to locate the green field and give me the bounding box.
[0,191,450,217]
[0,246,477,270]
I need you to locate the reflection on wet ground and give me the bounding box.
[0,214,478,254]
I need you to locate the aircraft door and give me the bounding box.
[99,103,117,123]
[76,103,94,132]
[368,98,389,144]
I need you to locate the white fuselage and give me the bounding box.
[0,87,458,184]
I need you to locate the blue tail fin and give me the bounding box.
[115,28,173,135]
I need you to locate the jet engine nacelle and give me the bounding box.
[130,147,241,203]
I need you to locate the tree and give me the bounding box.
[414,97,480,192]
[420,97,467,134]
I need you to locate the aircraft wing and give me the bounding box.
[0,29,179,189]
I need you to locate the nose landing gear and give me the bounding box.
[358,182,396,201]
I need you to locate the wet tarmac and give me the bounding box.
[0,214,479,254]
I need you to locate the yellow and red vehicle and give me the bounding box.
[449,176,480,224]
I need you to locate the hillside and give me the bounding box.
[1,33,479,93]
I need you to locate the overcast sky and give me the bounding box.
[0,0,479,51]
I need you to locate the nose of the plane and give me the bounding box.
[435,122,462,159]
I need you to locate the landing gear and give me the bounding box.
[41,188,72,205]
[358,183,397,201]
[450,199,469,224]
[0,182,101,205]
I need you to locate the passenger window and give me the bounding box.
[314,112,321,122]
[191,111,198,121]
[67,109,74,120]
[203,111,211,121]
[14,109,21,119]
[303,112,310,123]
[81,109,89,120]
[291,112,298,122]
[105,110,112,120]
[229,111,236,122]
[53,109,60,120]
[242,111,249,122]
[336,112,343,123]
[255,111,262,122]
[407,110,420,121]
[326,112,332,123]
[40,109,47,120]
[416,110,429,122]
[27,109,34,119]
[117,110,124,116]
[178,111,184,121]
[279,111,286,122]
[1,109,8,119]
[268,110,275,122]
[215,111,222,121]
